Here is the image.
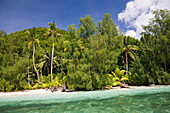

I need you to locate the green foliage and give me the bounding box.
[67,71,92,90]
[98,13,118,36]
[129,56,151,85]
[32,83,42,89]
[51,76,61,87]
[0,10,169,92]
[108,68,129,86]
[0,57,27,91]
[78,15,97,38]
[130,9,170,85]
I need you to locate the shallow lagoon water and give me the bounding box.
[0,86,170,113]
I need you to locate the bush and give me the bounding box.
[67,71,92,90]
[32,83,42,89]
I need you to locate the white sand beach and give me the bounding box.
[0,85,167,97]
[0,89,58,97]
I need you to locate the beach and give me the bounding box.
[0,89,54,97]
[0,85,167,97]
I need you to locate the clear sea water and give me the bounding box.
[0,86,170,113]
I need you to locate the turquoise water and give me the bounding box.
[0,86,170,113]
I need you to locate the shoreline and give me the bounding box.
[0,85,168,97]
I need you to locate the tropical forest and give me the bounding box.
[0,9,169,92]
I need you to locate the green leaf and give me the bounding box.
[111,71,116,77]
[112,81,120,86]
[128,51,135,60]
[35,39,40,47]
[112,77,119,81]
[120,70,126,76]
[122,47,126,52]
[120,76,129,81]
[128,45,138,51]
[38,61,46,69]
[108,74,113,77]
[115,68,120,77]
[28,41,33,50]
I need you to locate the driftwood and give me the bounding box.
[51,83,130,93]
[51,85,66,93]
[51,86,58,93]
[103,86,110,89]
[149,84,155,87]
[119,83,129,88]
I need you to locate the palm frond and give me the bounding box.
[44,29,52,37]
[128,45,138,51]
[28,41,33,50]
[38,61,46,69]
[35,39,40,47]
[48,21,57,30]
[122,47,126,52]
[25,30,30,35]
[44,54,49,59]
[108,74,113,77]
[128,51,135,60]
[56,33,62,36]
[53,56,57,60]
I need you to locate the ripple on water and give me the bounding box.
[0,86,170,113]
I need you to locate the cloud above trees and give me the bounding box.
[118,0,170,39]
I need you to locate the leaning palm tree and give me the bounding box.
[26,27,40,84]
[122,36,138,75]
[44,21,61,83]
[27,53,30,89]
[38,60,46,88]
[37,53,49,87]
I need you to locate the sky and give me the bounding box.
[0,0,169,39]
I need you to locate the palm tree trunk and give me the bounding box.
[51,35,54,83]
[32,66,34,84]
[125,51,128,75]
[33,42,40,84]
[27,54,30,89]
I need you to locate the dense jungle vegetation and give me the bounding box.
[0,9,169,92]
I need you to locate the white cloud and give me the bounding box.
[118,0,170,39]
[125,30,136,37]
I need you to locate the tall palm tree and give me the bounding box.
[122,36,138,75]
[27,27,40,84]
[44,21,61,83]
[27,53,30,89]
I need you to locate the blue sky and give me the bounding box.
[0,0,129,33]
[0,0,169,39]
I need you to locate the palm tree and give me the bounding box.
[27,27,40,84]
[27,53,30,89]
[122,36,138,75]
[38,60,46,88]
[37,53,49,87]
[44,21,61,83]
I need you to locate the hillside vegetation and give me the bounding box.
[0,9,169,92]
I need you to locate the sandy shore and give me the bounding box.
[0,85,168,97]
[0,89,58,96]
